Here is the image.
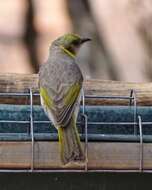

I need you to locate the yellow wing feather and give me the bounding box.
[40,87,53,108]
[40,83,81,127]
[64,83,81,105]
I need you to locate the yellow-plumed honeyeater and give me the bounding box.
[39,33,91,165]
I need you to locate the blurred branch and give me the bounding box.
[23,0,39,73]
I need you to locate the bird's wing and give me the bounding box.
[40,82,81,128]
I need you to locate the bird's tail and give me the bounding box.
[58,116,85,165]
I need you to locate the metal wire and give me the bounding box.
[85,95,134,100]
[81,89,88,171]
[0,92,39,96]
[1,120,152,126]
[138,115,143,172]
[29,89,34,171]
[133,90,137,135]
[0,169,148,173]
[0,89,149,173]
[0,91,134,99]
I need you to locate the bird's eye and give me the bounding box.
[73,40,79,46]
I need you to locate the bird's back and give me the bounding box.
[39,47,83,93]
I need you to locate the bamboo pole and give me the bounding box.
[0,73,152,105]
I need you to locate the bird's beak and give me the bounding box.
[80,38,92,44]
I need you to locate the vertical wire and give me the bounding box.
[82,89,88,171]
[133,90,137,135]
[138,115,143,172]
[30,88,34,171]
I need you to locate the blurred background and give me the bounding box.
[0,0,152,82]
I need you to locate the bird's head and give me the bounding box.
[52,33,91,58]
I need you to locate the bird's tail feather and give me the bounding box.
[58,116,85,165]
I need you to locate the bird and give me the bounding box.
[39,33,91,165]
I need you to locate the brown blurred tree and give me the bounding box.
[0,0,152,82]
[88,0,152,82]
[0,0,72,73]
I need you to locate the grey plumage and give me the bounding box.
[39,44,83,127]
[39,34,91,164]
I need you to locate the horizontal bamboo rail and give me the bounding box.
[0,73,152,105]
